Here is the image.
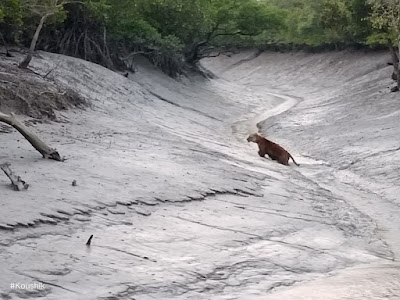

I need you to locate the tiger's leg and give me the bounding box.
[278,154,289,165]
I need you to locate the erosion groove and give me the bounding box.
[16,271,77,293]
[148,90,221,121]
[266,280,299,293]
[339,145,400,170]
[0,187,262,231]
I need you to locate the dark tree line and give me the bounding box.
[1,0,400,85]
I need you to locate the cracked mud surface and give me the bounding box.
[1,50,400,299]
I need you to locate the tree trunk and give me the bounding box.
[18,53,33,69]
[186,44,201,64]
[19,14,49,69]
[397,38,400,90]
[0,112,62,161]
[388,42,398,78]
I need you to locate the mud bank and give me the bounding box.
[0,49,399,299]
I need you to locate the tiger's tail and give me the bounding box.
[289,153,300,166]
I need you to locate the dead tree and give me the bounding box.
[19,0,84,69]
[19,13,50,69]
[0,112,62,161]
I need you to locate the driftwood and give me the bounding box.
[0,163,29,191]
[0,112,62,161]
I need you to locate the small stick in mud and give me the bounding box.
[0,163,29,191]
[86,235,94,246]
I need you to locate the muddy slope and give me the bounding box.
[0,49,399,299]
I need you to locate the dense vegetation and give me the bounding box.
[0,0,400,82]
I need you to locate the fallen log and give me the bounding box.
[0,112,62,161]
[0,163,29,191]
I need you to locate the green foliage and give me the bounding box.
[138,0,208,43]
[0,0,22,23]
[0,0,23,42]
[367,0,400,46]
[0,0,71,44]
[236,1,285,35]
[103,0,184,56]
[347,0,372,42]
[1,0,398,75]
[281,0,354,46]
[85,0,111,20]
[20,0,68,23]
[265,0,373,47]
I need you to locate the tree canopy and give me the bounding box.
[0,0,398,76]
